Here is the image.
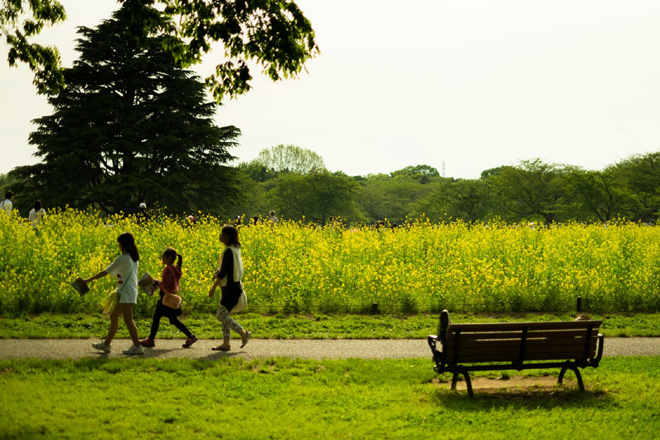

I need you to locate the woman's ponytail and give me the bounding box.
[176,253,183,269]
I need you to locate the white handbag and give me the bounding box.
[231,283,248,313]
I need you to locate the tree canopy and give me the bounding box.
[1,0,319,100]
[254,144,326,175]
[10,1,240,214]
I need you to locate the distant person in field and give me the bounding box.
[137,202,150,224]
[1,191,14,216]
[84,232,143,355]
[141,247,197,349]
[268,210,278,226]
[252,216,259,226]
[234,215,242,227]
[28,200,46,229]
[208,225,251,351]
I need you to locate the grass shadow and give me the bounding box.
[204,351,240,360]
[430,383,612,410]
[141,348,177,358]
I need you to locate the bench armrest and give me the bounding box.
[428,335,445,372]
[592,334,604,366]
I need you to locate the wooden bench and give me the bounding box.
[427,310,604,397]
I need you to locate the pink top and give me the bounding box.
[158,265,181,293]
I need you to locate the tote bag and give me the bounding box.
[231,283,248,313]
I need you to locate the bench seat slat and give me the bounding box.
[445,337,597,351]
[446,351,594,363]
[445,342,596,358]
[447,321,602,332]
[445,329,600,341]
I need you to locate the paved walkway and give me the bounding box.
[0,337,659,360]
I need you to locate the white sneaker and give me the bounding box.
[92,341,111,353]
[123,345,144,355]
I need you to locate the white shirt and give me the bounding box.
[29,208,46,227]
[1,199,12,215]
[105,253,139,303]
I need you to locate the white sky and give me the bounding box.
[2,0,660,179]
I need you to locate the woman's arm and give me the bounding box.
[214,249,233,280]
[83,271,108,284]
[208,278,221,298]
[210,250,233,297]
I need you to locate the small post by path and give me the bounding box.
[576,296,582,313]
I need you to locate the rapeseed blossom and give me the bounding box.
[0,210,658,315]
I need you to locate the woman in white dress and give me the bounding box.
[84,232,143,355]
[28,200,46,229]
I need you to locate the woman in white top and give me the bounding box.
[1,191,13,216]
[83,232,143,355]
[28,200,46,229]
[268,210,278,226]
[208,225,251,351]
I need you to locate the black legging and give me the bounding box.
[148,300,192,340]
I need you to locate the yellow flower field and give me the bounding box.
[1,210,659,316]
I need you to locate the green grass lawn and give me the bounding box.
[1,356,659,439]
[1,312,660,339]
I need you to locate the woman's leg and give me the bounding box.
[104,304,123,345]
[121,303,141,346]
[167,312,193,338]
[216,305,245,347]
[148,302,166,340]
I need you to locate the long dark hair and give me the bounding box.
[117,232,139,262]
[34,200,42,211]
[221,225,240,247]
[163,247,182,269]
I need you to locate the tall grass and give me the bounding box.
[1,210,659,316]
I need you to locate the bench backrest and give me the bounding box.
[438,311,601,364]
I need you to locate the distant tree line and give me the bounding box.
[4,146,659,225]
[230,147,660,226]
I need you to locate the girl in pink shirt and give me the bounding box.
[140,247,197,348]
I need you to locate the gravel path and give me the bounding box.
[0,337,658,360]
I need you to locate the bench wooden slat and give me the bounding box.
[446,350,593,363]
[445,342,596,359]
[445,337,597,351]
[445,329,600,341]
[446,321,602,332]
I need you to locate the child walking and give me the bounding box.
[84,232,143,355]
[209,225,251,351]
[140,248,197,348]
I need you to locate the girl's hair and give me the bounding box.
[221,224,240,247]
[163,247,183,269]
[117,232,140,262]
[34,200,42,211]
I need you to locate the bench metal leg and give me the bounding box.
[451,371,460,391]
[451,368,474,398]
[558,362,585,391]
